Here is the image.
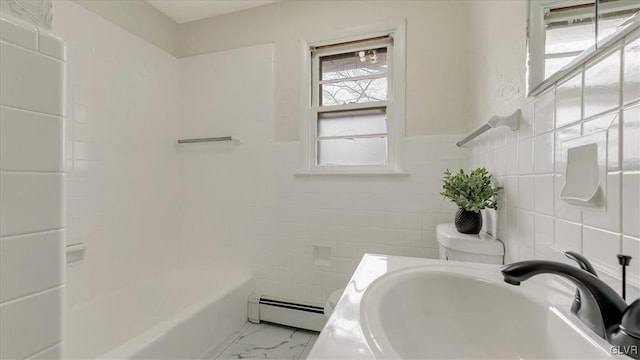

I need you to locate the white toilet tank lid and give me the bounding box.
[436,223,504,256]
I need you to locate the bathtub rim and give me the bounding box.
[95,271,251,360]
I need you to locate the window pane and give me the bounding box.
[545,22,595,55]
[318,109,387,137]
[321,77,387,106]
[317,137,387,166]
[599,12,639,42]
[320,47,387,81]
[544,56,575,78]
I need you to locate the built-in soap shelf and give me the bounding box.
[559,132,607,209]
[560,143,601,207]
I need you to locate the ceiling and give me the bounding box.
[147,0,281,24]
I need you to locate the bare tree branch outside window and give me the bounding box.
[320,48,388,106]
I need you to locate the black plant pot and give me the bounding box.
[455,208,482,234]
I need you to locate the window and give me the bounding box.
[543,1,638,78]
[529,0,640,86]
[299,21,406,174]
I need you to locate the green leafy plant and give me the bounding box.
[440,168,502,212]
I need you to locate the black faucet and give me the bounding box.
[501,259,640,359]
[565,251,599,315]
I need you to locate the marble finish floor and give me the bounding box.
[214,322,318,360]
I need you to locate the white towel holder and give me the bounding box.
[456,109,521,147]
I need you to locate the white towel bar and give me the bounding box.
[456,109,521,147]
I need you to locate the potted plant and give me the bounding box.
[440,168,501,234]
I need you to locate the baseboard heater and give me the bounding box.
[248,294,326,332]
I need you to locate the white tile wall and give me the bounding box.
[517,210,534,249]
[624,236,640,280]
[52,0,183,317]
[555,71,582,127]
[172,38,470,304]
[623,37,640,104]
[534,89,555,135]
[0,15,37,50]
[622,172,640,238]
[38,32,66,61]
[0,41,64,116]
[534,174,554,215]
[583,111,620,171]
[471,29,640,297]
[0,13,65,359]
[554,219,582,252]
[0,230,64,302]
[506,141,518,175]
[519,102,534,140]
[0,287,63,359]
[517,175,534,211]
[177,43,273,275]
[250,137,469,303]
[49,2,281,356]
[623,104,640,170]
[533,132,554,174]
[534,213,554,247]
[583,173,621,233]
[0,173,64,236]
[517,137,533,174]
[0,106,63,172]
[584,49,621,119]
[583,226,621,272]
[26,342,63,360]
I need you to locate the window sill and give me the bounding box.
[293,171,410,177]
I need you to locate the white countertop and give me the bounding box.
[307,254,616,360]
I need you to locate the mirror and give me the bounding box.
[527,0,640,95]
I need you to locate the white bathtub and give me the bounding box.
[65,270,251,359]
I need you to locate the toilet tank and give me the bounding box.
[436,224,504,265]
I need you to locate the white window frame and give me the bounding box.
[298,19,406,174]
[528,0,640,92]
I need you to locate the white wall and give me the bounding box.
[176,44,274,273]
[467,0,527,128]
[470,5,640,296]
[0,12,65,359]
[69,1,474,140]
[178,0,471,141]
[251,138,469,302]
[71,0,179,56]
[171,1,474,303]
[174,44,471,305]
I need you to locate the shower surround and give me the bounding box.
[54,1,266,357]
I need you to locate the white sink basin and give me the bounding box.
[360,265,613,359]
